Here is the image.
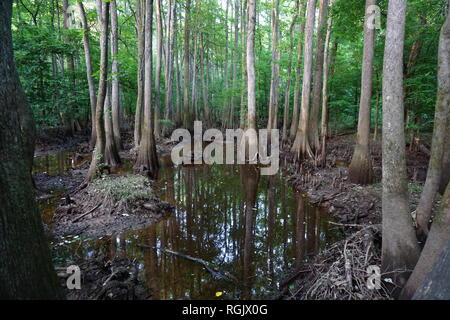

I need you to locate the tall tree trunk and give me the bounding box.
[267,0,280,131]
[289,0,306,140]
[62,0,74,136]
[183,0,192,130]
[134,0,145,148]
[240,0,247,128]
[381,0,420,294]
[104,84,121,167]
[320,0,334,163]
[348,0,376,185]
[223,0,230,129]
[175,43,182,126]
[164,0,176,134]
[199,33,210,127]
[86,0,109,181]
[110,0,122,150]
[154,0,162,139]
[135,0,159,176]
[309,0,328,152]
[282,0,299,142]
[78,1,97,149]
[416,9,450,238]
[247,0,256,136]
[230,0,240,129]
[0,0,62,299]
[291,0,317,160]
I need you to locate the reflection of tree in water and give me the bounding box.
[240,165,260,300]
[58,161,340,299]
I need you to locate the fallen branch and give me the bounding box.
[137,244,237,283]
[72,203,101,223]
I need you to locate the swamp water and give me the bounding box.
[33,150,341,299]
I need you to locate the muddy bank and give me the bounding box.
[58,256,151,300]
[52,175,173,238]
[282,134,431,227]
[278,134,434,300]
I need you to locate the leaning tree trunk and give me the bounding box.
[135,0,159,176]
[110,0,123,150]
[381,0,420,295]
[86,0,110,182]
[308,0,328,152]
[289,0,306,140]
[291,0,317,160]
[415,9,450,238]
[134,0,145,148]
[78,1,97,149]
[401,183,450,299]
[0,0,62,299]
[348,0,376,185]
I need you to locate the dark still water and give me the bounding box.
[34,152,341,299]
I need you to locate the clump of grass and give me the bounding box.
[87,175,155,214]
[91,175,152,201]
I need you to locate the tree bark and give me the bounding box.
[199,33,210,127]
[289,0,306,140]
[309,0,328,152]
[78,1,97,149]
[416,9,450,237]
[320,0,334,163]
[348,0,376,185]
[86,0,110,182]
[104,84,121,167]
[110,0,123,150]
[240,0,247,128]
[247,0,256,135]
[154,0,163,138]
[291,0,317,160]
[401,183,450,299]
[267,0,280,131]
[282,0,300,142]
[183,0,192,130]
[381,0,420,294]
[135,0,159,176]
[62,0,74,136]
[134,0,145,148]
[0,0,62,299]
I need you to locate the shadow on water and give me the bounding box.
[34,151,341,299]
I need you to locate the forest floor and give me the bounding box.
[34,129,435,300]
[278,134,438,300]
